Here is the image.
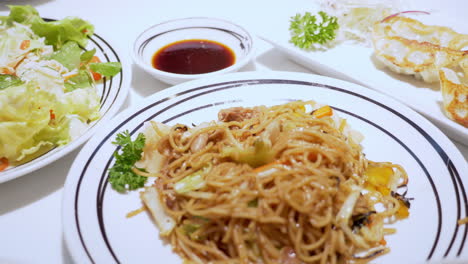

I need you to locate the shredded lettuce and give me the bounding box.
[0,80,102,162]
[89,62,122,77]
[5,5,39,25]
[64,69,93,92]
[0,5,125,163]
[80,48,96,63]
[0,74,23,89]
[4,5,94,49]
[63,87,101,121]
[49,41,82,70]
[0,83,68,161]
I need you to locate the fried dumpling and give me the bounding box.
[439,67,468,127]
[372,16,468,83]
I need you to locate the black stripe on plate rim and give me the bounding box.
[444,159,462,257]
[451,159,468,256]
[73,79,462,263]
[139,26,250,58]
[87,35,109,106]
[88,33,116,107]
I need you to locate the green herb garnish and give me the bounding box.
[108,131,146,192]
[289,11,339,49]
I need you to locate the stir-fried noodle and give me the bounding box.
[135,101,410,264]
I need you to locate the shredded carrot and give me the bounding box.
[0,67,14,75]
[20,40,30,50]
[89,56,102,81]
[0,157,9,172]
[90,56,101,63]
[63,72,79,81]
[379,238,387,246]
[91,71,102,81]
[253,160,281,173]
[49,109,55,120]
[310,150,321,160]
[312,105,333,118]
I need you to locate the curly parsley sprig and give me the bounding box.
[289,11,339,49]
[108,130,147,192]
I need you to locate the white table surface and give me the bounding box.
[0,0,467,263]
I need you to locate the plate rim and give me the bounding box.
[62,71,468,263]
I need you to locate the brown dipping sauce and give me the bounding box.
[152,39,235,75]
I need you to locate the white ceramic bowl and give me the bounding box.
[132,17,255,85]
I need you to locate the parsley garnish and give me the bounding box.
[108,131,146,192]
[289,11,339,49]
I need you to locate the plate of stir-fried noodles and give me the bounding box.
[62,71,468,264]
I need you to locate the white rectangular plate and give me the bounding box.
[259,0,468,145]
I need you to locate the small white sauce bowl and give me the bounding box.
[132,17,255,85]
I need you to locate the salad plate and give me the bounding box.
[62,71,468,263]
[0,15,130,183]
[258,0,468,146]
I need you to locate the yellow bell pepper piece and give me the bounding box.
[312,105,333,118]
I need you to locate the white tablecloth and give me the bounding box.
[0,0,466,263]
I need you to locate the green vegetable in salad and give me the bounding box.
[108,131,147,193]
[0,84,70,161]
[49,41,82,70]
[0,5,122,163]
[64,69,93,92]
[89,62,122,78]
[289,11,339,49]
[5,5,94,49]
[0,74,23,90]
[80,48,96,63]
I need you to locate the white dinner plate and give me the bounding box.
[0,22,130,184]
[258,0,468,146]
[62,71,468,263]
